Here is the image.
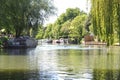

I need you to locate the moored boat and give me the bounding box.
[3,36,38,49]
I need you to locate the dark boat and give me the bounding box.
[3,36,38,49]
[46,39,52,43]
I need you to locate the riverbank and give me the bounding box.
[84,41,107,45]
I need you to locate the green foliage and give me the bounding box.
[55,8,82,25]
[91,0,120,46]
[65,8,82,20]
[35,27,44,39]
[52,24,61,39]
[44,24,53,38]
[69,15,87,43]
[60,21,71,38]
[93,69,120,80]
[37,7,87,44]
[57,8,87,41]
[85,14,91,32]
[0,36,9,47]
[0,0,56,38]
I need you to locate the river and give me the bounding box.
[0,43,120,80]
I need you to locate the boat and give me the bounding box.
[3,36,38,49]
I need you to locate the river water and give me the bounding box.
[0,43,120,80]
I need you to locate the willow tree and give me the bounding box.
[115,0,120,45]
[0,0,55,38]
[91,0,120,46]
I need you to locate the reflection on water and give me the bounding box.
[0,44,120,80]
[93,69,120,80]
[0,70,39,80]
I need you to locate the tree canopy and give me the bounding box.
[0,0,56,38]
[36,8,87,44]
[91,0,120,46]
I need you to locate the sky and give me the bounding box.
[45,0,90,25]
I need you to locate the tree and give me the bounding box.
[69,14,87,43]
[54,8,85,39]
[38,7,87,41]
[60,20,71,38]
[56,8,83,25]
[0,0,56,38]
[44,24,53,38]
[91,0,119,46]
[35,25,44,39]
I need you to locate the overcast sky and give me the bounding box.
[45,0,90,25]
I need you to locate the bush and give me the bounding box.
[0,36,9,47]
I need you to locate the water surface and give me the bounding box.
[0,44,120,80]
